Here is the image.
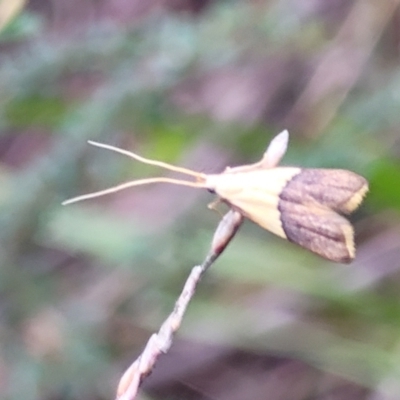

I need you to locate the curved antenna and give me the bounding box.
[62,177,207,205]
[88,141,206,179]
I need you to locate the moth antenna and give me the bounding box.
[88,140,206,179]
[62,177,208,205]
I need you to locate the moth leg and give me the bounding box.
[208,198,225,218]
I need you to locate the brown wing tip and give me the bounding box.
[343,177,369,213]
[317,220,356,263]
[340,222,355,263]
[313,222,355,263]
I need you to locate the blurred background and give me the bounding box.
[0,0,400,399]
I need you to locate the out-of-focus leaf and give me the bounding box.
[0,0,26,32]
[0,12,42,41]
[40,206,149,264]
[5,96,70,129]
[369,159,400,210]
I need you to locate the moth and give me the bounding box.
[63,131,368,263]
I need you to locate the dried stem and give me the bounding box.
[115,210,244,400]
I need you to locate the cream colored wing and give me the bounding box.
[206,167,301,238]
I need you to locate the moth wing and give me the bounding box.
[207,168,366,263]
[280,169,368,214]
[278,201,355,263]
[225,193,355,263]
[207,168,301,239]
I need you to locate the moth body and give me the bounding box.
[206,167,368,263]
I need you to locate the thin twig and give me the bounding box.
[115,210,244,400]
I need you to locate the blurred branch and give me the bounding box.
[115,210,243,400]
[287,0,400,135]
[0,0,26,32]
